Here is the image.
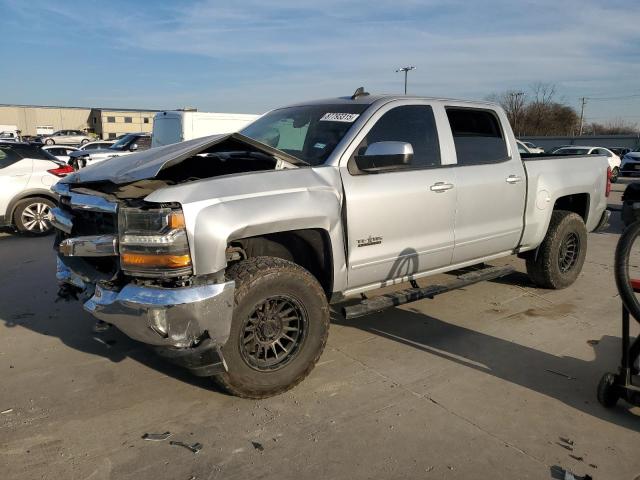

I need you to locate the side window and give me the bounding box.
[446,108,508,165]
[136,136,152,150]
[108,133,117,139]
[124,117,133,124]
[0,148,21,168]
[353,105,441,170]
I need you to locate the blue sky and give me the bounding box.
[1,0,639,124]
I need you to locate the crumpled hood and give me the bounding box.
[61,133,305,185]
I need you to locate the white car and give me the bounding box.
[519,141,545,154]
[42,145,79,163]
[554,146,621,182]
[78,140,115,151]
[0,143,73,234]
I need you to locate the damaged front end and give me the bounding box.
[51,147,252,376]
[51,133,315,377]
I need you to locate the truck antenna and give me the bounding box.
[351,87,370,100]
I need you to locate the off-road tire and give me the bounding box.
[13,197,55,235]
[526,210,587,289]
[214,256,330,399]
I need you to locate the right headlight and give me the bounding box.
[118,207,192,277]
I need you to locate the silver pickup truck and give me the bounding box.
[52,91,610,398]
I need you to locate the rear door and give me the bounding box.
[444,107,526,263]
[0,147,32,218]
[341,102,457,290]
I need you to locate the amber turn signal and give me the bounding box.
[121,253,191,269]
[168,211,186,229]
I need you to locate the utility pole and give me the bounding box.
[510,91,526,137]
[579,97,587,136]
[395,66,416,94]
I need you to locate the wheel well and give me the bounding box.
[8,192,58,222]
[553,193,589,222]
[229,229,333,296]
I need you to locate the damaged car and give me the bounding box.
[53,91,610,398]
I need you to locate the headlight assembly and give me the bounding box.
[119,207,192,277]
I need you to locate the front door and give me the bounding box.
[0,150,32,219]
[341,103,457,291]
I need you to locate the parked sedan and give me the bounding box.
[39,130,92,146]
[519,141,545,154]
[68,133,152,169]
[620,148,640,177]
[553,146,621,182]
[78,140,115,151]
[0,143,73,234]
[42,145,78,163]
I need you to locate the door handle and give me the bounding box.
[430,182,454,192]
[506,175,523,184]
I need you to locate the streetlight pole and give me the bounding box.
[395,66,416,94]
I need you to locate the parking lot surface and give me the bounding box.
[1,182,638,479]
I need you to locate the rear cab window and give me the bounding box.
[446,108,508,165]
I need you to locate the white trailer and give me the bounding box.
[152,111,259,148]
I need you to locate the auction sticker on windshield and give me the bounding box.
[320,113,360,122]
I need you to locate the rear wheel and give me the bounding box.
[44,138,54,145]
[13,197,55,235]
[80,138,89,145]
[214,256,330,398]
[526,210,587,289]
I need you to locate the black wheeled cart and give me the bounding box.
[597,222,640,408]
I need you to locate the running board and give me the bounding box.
[342,265,515,320]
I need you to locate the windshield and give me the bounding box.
[109,134,136,150]
[241,104,369,166]
[556,148,590,155]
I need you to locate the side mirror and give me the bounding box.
[355,141,413,172]
[129,143,138,151]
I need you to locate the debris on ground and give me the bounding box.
[545,369,576,380]
[170,441,203,454]
[550,465,593,480]
[251,441,264,451]
[11,312,34,320]
[92,320,111,333]
[1,408,13,414]
[586,339,599,346]
[92,337,116,348]
[569,455,584,462]
[55,284,81,302]
[588,464,597,469]
[556,442,574,451]
[142,432,172,441]
[559,437,575,446]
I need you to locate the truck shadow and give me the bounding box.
[331,306,639,432]
[0,235,217,393]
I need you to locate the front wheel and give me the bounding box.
[80,138,89,145]
[214,256,330,398]
[44,138,54,145]
[526,210,587,289]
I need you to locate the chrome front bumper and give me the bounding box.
[57,257,235,349]
[83,281,235,348]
